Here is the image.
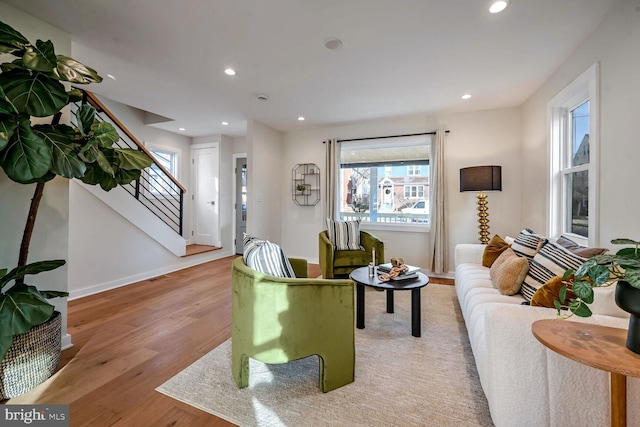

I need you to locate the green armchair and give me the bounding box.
[231,256,355,392]
[319,230,385,279]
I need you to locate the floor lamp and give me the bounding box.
[460,166,502,244]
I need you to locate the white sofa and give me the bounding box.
[455,243,640,427]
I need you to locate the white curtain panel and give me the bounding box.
[324,139,338,220]
[427,128,447,273]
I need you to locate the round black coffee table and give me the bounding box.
[350,266,429,337]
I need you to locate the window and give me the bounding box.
[404,185,424,198]
[338,134,431,227]
[146,145,180,196]
[407,165,421,176]
[549,64,598,244]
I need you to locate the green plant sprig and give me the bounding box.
[554,238,640,319]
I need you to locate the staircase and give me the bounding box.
[70,90,187,256]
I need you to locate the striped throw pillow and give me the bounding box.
[243,234,296,278]
[520,240,586,302]
[511,229,547,261]
[325,219,364,251]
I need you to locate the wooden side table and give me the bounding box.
[532,319,640,427]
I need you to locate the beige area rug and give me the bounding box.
[157,285,493,427]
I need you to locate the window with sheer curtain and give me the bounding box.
[337,135,431,227]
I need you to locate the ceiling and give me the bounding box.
[2,0,620,138]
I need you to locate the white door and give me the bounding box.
[192,144,220,246]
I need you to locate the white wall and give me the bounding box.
[440,107,523,269]
[0,3,72,347]
[279,109,522,273]
[233,137,247,154]
[219,135,234,252]
[246,120,284,242]
[521,0,640,247]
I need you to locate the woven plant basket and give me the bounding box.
[0,311,62,400]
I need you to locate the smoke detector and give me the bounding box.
[324,38,342,50]
[256,93,269,101]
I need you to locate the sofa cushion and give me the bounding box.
[511,229,546,261]
[531,275,577,309]
[521,240,586,302]
[243,234,296,278]
[482,234,511,267]
[333,249,369,268]
[556,235,608,258]
[489,248,529,295]
[326,219,364,250]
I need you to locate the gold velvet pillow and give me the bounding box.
[489,248,529,296]
[531,275,577,309]
[482,234,511,267]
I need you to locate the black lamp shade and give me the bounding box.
[460,166,502,192]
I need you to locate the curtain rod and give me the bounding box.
[334,130,449,143]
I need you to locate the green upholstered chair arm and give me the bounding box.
[360,231,385,265]
[319,230,335,279]
[288,257,308,278]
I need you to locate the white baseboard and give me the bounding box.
[68,248,235,300]
[426,271,456,280]
[61,333,73,350]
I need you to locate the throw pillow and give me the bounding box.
[531,275,577,309]
[556,235,608,258]
[520,240,587,302]
[243,234,296,278]
[325,218,364,251]
[511,229,547,261]
[482,234,511,267]
[489,248,529,296]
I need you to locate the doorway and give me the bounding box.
[191,143,220,247]
[235,157,247,254]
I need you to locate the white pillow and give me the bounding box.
[243,234,296,278]
[325,218,364,251]
[511,229,547,261]
[590,286,629,319]
[521,240,586,302]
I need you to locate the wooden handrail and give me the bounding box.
[80,89,187,194]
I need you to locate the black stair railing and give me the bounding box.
[71,90,185,236]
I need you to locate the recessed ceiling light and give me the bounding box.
[297,116,305,121]
[489,0,510,13]
[324,38,342,50]
[256,94,269,101]
[106,74,116,80]
[178,127,186,131]
[221,121,229,126]
[224,68,236,76]
[461,94,472,100]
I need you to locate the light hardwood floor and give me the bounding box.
[4,256,452,426]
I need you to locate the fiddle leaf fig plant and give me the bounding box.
[0,20,153,360]
[555,238,640,318]
[0,260,67,360]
